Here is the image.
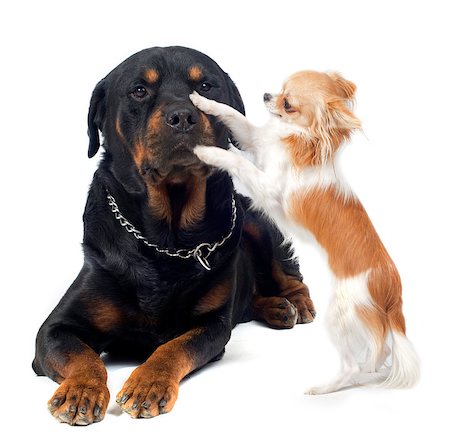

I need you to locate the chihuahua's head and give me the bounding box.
[264,70,361,166]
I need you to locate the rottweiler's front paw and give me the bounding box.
[48,377,109,425]
[252,295,299,328]
[116,364,179,419]
[284,282,316,324]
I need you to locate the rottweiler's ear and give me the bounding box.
[87,79,106,158]
[225,73,245,116]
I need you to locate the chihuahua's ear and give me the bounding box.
[313,97,361,163]
[327,99,361,131]
[326,72,360,132]
[87,79,107,158]
[327,72,357,100]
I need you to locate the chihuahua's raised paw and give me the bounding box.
[194,146,242,174]
[190,92,214,114]
[194,146,224,165]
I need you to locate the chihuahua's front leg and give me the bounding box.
[190,92,257,151]
[194,146,278,212]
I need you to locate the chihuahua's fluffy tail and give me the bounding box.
[381,319,420,389]
[382,333,421,389]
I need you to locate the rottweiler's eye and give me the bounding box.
[131,86,149,100]
[284,98,292,111]
[199,82,212,92]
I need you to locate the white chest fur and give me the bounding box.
[248,120,353,242]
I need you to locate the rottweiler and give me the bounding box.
[32,46,315,425]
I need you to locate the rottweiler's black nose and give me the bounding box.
[165,106,199,133]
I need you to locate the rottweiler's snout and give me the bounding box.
[165,104,199,133]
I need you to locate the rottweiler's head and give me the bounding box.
[88,46,245,193]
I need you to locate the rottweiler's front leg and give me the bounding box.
[116,321,230,419]
[241,207,316,329]
[33,329,109,425]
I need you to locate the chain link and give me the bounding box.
[106,190,237,271]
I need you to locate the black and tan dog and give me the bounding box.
[32,46,315,425]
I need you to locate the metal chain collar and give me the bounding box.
[106,190,237,271]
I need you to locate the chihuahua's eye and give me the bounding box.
[131,86,149,100]
[284,98,292,111]
[199,82,212,92]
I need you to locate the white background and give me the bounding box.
[1,0,449,442]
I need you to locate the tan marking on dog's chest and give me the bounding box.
[193,280,232,315]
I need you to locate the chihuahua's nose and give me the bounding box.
[263,93,273,102]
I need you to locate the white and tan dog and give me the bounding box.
[191,71,420,394]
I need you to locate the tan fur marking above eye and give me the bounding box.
[145,68,159,84]
[188,66,203,82]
